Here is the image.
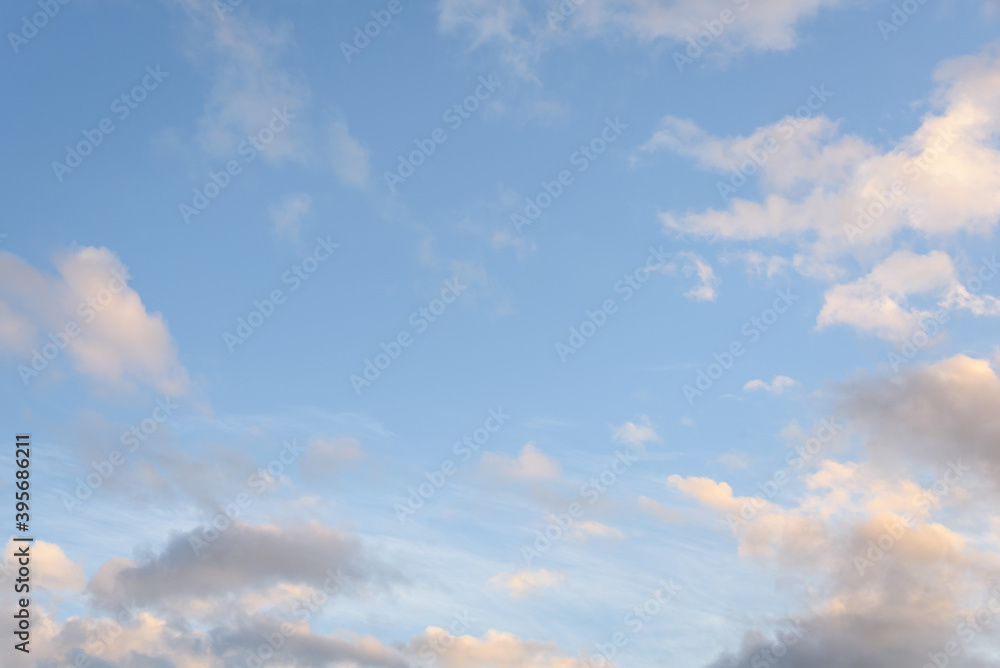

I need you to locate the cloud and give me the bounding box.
[744,375,798,394]
[488,568,565,598]
[1,539,85,593]
[839,354,1000,485]
[611,415,660,449]
[171,0,310,163]
[406,626,592,667]
[269,192,312,239]
[329,119,372,189]
[87,521,400,610]
[0,247,188,395]
[817,250,1000,341]
[437,0,867,80]
[480,443,561,481]
[568,520,624,540]
[655,42,1000,266]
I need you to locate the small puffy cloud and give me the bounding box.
[744,375,798,394]
[568,520,624,540]
[481,443,561,481]
[611,415,660,449]
[488,568,565,598]
[0,247,188,395]
[268,192,312,239]
[717,452,752,470]
[657,252,720,301]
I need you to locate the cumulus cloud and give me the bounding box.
[839,354,1000,485]
[655,42,1000,263]
[817,250,1000,341]
[481,442,561,481]
[0,247,188,394]
[744,375,797,394]
[611,415,660,450]
[488,568,566,598]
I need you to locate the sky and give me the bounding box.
[2,0,1000,666]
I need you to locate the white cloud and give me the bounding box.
[488,568,565,598]
[744,375,798,394]
[480,442,561,481]
[817,250,1000,341]
[0,248,188,395]
[611,415,660,449]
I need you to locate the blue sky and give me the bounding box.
[3,0,1000,666]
